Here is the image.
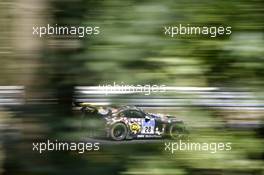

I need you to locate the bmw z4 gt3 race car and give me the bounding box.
[78,104,187,141]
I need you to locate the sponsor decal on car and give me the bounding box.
[130,122,141,134]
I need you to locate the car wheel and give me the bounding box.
[169,122,186,140]
[110,123,128,141]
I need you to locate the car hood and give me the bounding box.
[150,113,170,120]
[150,113,182,123]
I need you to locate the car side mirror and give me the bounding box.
[145,115,151,122]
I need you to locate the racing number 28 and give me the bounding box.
[144,126,152,133]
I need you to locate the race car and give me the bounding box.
[79,104,187,141]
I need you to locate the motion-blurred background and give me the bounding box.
[0,0,263,174]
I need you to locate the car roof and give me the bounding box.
[118,105,143,112]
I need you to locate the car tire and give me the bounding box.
[110,122,128,141]
[168,122,186,140]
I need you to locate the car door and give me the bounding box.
[123,109,156,135]
[128,110,156,135]
[141,114,156,135]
